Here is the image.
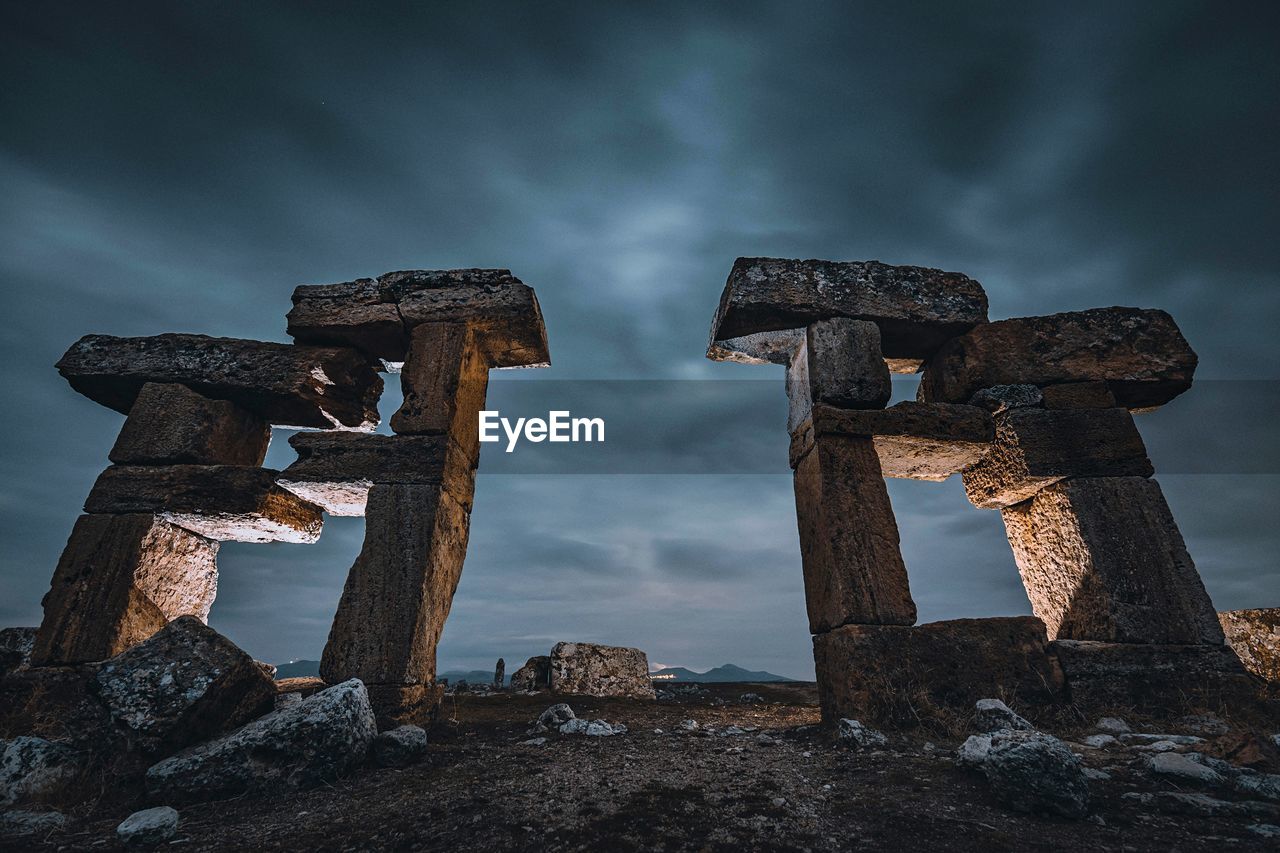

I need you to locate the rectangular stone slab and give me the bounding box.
[85,465,324,543]
[1050,640,1255,714]
[813,617,1065,728]
[110,382,271,466]
[918,307,1197,410]
[277,432,474,516]
[1001,477,1224,645]
[31,514,219,666]
[320,483,471,686]
[548,642,656,699]
[963,407,1153,509]
[57,333,383,430]
[792,402,994,480]
[793,434,915,632]
[707,257,988,364]
[288,268,550,368]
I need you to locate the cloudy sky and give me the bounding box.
[2,1,1277,679]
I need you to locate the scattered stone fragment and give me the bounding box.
[548,642,656,699]
[918,307,1197,411]
[0,628,35,678]
[109,382,270,467]
[679,719,699,731]
[719,726,746,737]
[0,809,68,838]
[1095,717,1131,735]
[980,730,1090,819]
[93,616,276,757]
[371,725,429,768]
[0,737,79,807]
[972,698,1034,733]
[1147,751,1225,785]
[538,704,576,728]
[560,719,625,737]
[1121,733,1205,746]
[1082,734,1119,749]
[836,719,888,749]
[116,806,179,846]
[520,737,547,746]
[145,679,376,804]
[740,693,764,704]
[56,333,383,430]
[1135,740,1179,753]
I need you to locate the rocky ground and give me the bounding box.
[8,681,1280,852]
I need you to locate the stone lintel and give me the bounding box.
[110,382,271,467]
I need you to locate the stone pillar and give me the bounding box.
[788,318,915,632]
[494,658,505,689]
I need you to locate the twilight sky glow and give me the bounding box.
[2,1,1277,678]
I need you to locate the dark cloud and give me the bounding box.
[2,1,1277,678]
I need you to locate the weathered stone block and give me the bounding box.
[510,655,551,691]
[793,435,915,631]
[320,484,471,686]
[109,382,270,466]
[288,269,550,368]
[805,318,891,410]
[549,642,655,699]
[93,616,275,757]
[707,257,989,364]
[1040,381,1117,410]
[32,514,218,666]
[813,617,1065,728]
[390,322,489,456]
[85,465,323,543]
[56,333,383,430]
[1050,640,1256,713]
[918,307,1197,410]
[1001,477,1224,644]
[277,433,472,516]
[1219,609,1280,682]
[791,402,993,481]
[963,407,1153,509]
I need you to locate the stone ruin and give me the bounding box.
[27,268,549,726]
[706,257,1264,724]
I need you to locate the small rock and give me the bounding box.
[740,693,764,704]
[116,806,179,846]
[559,719,623,737]
[719,726,745,737]
[1147,751,1225,785]
[652,729,664,735]
[836,719,888,749]
[371,725,428,768]
[0,809,67,838]
[956,734,993,768]
[0,736,79,807]
[1081,734,1118,749]
[1135,740,1180,753]
[520,737,547,746]
[1121,733,1204,746]
[1082,768,1111,781]
[770,797,787,808]
[537,703,576,728]
[679,719,699,731]
[1249,823,1280,838]
[972,698,1033,733]
[981,730,1090,819]
[756,733,777,745]
[1095,717,1131,735]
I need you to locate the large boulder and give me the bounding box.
[1219,609,1280,682]
[93,616,276,757]
[549,642,655,699]
[0,737,80,806]
[510,656,551,692]
[980,730,1090,819]
[0,628,35,678]
[145,679,376,804]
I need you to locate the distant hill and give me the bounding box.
[439,669,507,686]
[649,663,794,683]
[274,659,320,679]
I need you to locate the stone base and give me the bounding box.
[366,683,445,731]
[1051,639,1261,713]
[813,617,1064,728]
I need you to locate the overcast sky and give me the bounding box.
[2,1,1277,679]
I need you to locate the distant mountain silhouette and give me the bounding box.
[274,659,320,679]
[439,669,507,686]
[648,663,794,683]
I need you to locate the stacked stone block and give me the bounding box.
[280,268,549,725]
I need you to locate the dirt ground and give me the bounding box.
[10,682,1279,852]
